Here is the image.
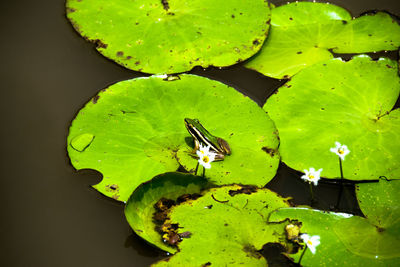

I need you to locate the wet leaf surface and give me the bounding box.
[245,2,400,78]
[67,74,279,201]
[66,0,271,74]
[154,185,290,266]
[124,172,208,253]
[269,207,400,266]
[264,55,400,180]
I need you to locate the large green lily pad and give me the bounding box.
[66,0,271,74]
[154,185,291,266]
[244,2,400,79]
[269,208,400,266]
[67,74,280,202]
[124,172,208,253]
[264,55,400,180]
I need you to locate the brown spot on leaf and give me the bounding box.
[243,244,262,259]
[179,231,192,238]
[105,184,119,192]
[161,0,170,11]
[92,95,100,104]
[228,185,257,196]
[154,197,175,212]
[116,51,124,57]
[94,39,108,49]
[262,147,277,157]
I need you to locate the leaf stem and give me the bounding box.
[194,162,199,175]
[202,167,205,178]
[298,245,308,265]
[336,157,344,209]
[309,182,314,204]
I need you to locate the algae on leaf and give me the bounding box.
[269,208,400,266]
[154,185,291,266]
[264,55,400,181]
[66,0,271,74]
[125,172,208,253]
[245,2,400,78]
[67,74,280,202]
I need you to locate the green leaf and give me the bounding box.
[244,2,400,78]
[269,208,400,266]
[66,0,271,74]
[355,179,400,233]
[124,172,208,253]
[67,74,280,201]
[264,55,400,180]
[154,185,291,266]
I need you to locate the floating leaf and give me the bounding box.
[264,55,400,180]
[356,179,400,227]
[124,172,208,253]
[66,0,271,74]
[67,74,279,201]
[154,185,291,266]
[338,179,400,259]
[245,2,400,78]
[269,207,400,266]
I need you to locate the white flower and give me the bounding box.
[196,144,216,169]
[301,168,322,186]
[330,142,350,160]
[300,234,320,254]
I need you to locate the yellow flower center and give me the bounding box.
[309,174,315,180]
[307,240,313,246]
[203,155,210,163]
[338,148,344,154]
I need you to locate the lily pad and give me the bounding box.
[66,0,271,74]
[355,178,400,231]
[154,185,291,266]
[264,55,400,180]
[67,74,280,202]
[244,2,400,78]
[269,207,400,266]
[124,172,208,253]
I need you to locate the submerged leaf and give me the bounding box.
[154,185,291,266]
[264,55,400,180]
[67,74,279,201]
[66,0,271,74]
[245,2,400,78]
[124,172,208,253]
[269,208,400,266]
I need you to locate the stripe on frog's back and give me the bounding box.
[187,125,220,153]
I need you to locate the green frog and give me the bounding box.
[184,118,231,161]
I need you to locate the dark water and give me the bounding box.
[1,0,399,266]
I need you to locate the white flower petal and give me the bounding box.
[308,245,317,254]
